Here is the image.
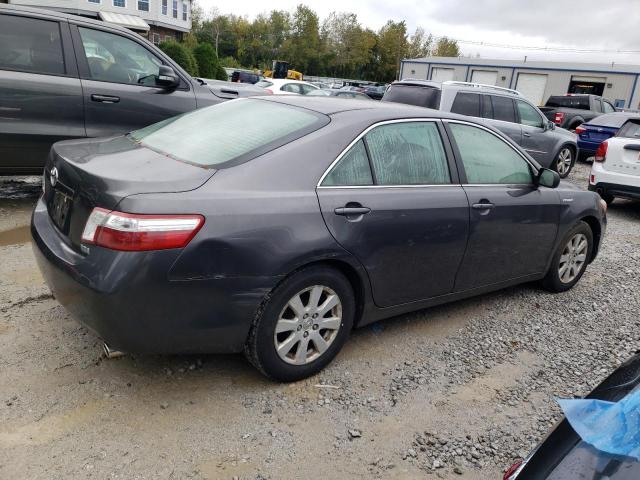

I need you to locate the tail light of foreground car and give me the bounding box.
[594,141,608,162]
[81,208,204,251]
[554,112,565,125]
[503,460,523,480]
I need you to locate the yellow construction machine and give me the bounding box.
[263,60,303,81]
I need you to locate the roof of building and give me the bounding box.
[403,56,640,75]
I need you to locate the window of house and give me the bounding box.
[137,0,149,11]
[87,0,101,4]
[151,33,160,45]
[162,0,167,15]
[0,15,65,76]
[182,3,187,21]
[113,0,125,7]
[172,0,178,18]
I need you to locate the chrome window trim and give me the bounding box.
[319,184,460,189]
[316,118,443,188]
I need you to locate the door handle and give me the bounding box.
[91,94,120,103]
[334,206,371,216]
[472,202,495,210]
[523,132,531,137]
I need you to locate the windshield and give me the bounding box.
[383,85,441,109]
[128,99,327,168]
[547,441,640,479]
[546,96,590,109]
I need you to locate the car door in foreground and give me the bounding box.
[447,122,560,290]
[317,120,469,307]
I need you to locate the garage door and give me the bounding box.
[515,73,548,106]
[471,70,498,85]
[431,67,455,82]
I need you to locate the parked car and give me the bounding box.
[230,70,262,84]
[576,112,640,161]
[504,352,640,479]
[363,85,386,100]
[588,118,640,204]
[310,81,331,89]
[306,88,372,100]
[0,4,261,175]
[255,78,319,95]
[32,96,606,381]
[382,80,578,178]
[540,94,617,131]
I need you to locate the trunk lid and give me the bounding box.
[581,124,618,142]
[602,137,640,176]
[43,135,215,252]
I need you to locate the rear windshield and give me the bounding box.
[383,85,441,109]
[590,113,640,128]
[128,99,327,168]
[546,96,590,109]
[617,120,640,138]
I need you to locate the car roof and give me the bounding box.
[266,79,315,85]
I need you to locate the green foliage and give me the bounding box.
[432,37,461,57]
[193,42,224,79]
[159,40,199,76]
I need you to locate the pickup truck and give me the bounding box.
[539,94,617,131]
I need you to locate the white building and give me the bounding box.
[6,0,192,43]
[400,57,640,110]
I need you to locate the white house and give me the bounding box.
[7,0,192,43]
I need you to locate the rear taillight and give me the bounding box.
[265,88,274,94]
[81,208,204,251]
[554,112,565,125]
[575,125,586,135]
[594,141,608,162]
[503,460,523,480]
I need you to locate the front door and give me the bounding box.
[516,99,555,166]
[446,121,560,291]
[316,120,469,308]
[71,25,197,137]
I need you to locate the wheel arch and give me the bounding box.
[580,215,602,262]
[568,117,585,130]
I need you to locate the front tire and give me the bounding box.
[542,221,593,293]
[554,147,575,178]
[245,266,355,382]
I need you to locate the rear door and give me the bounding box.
[69,23,197,137]
[316,120,469,307]
[482,94,523,145]
[0,12,84,173]
[445,121,560,290]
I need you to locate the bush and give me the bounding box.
[158,41,198,77]
[192,43,226,80]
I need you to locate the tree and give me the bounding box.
[159,41,199,76]
[432,36,460,57]
[376,20,408,82]
[406,27,433,59]
[192,42,226,80]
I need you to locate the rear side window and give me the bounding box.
[449,123,532,184]
[617,120,640,138]
[490,96,516,123]
[0,15,65,75]
[365,122,450,185]
[129,99,328,168]
[451,92,481,117]
[322,140,373,186]
[383,85,441,109]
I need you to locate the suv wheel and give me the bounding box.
[555,147,574,178]
[245,266,355,382]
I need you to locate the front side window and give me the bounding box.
[516,100,544,128]
[182,3,187,21]
[365,122,450,185]
[162,0,167,15]
[172,0,178,18]
[129,99,328,167]
[113,0,125,7]
[79,27,163,86]
[138,0,149,11]
[0,15,65,76]
[490,95,516,123]
[449,123,532,184]
[322,140,373,186]
[451,92,481,117]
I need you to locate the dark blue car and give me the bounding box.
[577,112,640,161]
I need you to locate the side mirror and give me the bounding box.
[544,120,555,131]
[538,168,560,188]
[156,65,180,89]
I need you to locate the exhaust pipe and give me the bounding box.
[103,342,125,359]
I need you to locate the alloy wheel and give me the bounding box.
[558,233,588,284]
[274,285,342,365]
[556,148,573,177]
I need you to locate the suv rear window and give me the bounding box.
[383,85,441,109]
[546,96,590,109]
[617,119,640,138]
[128,99,328,168]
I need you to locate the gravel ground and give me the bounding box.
[1,162,639,479]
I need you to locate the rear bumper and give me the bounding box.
[31,197,276,354]
[589,162,640,199]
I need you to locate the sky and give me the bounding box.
[196,0,640,65]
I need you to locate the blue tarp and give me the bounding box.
[558,389,640,460]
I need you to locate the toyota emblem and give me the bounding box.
[49,166,58,187]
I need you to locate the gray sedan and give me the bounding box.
[31,97,606,381]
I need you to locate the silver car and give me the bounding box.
[382,80,578,178]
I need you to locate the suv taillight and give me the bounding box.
[594,141,608,162]
[81,208,204,251]
[554,112,565,125]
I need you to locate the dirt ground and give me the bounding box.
[1,163,638,480]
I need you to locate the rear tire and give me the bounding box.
[554,147,575,178]
[244,266,355,382]
[542,221,593,293]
